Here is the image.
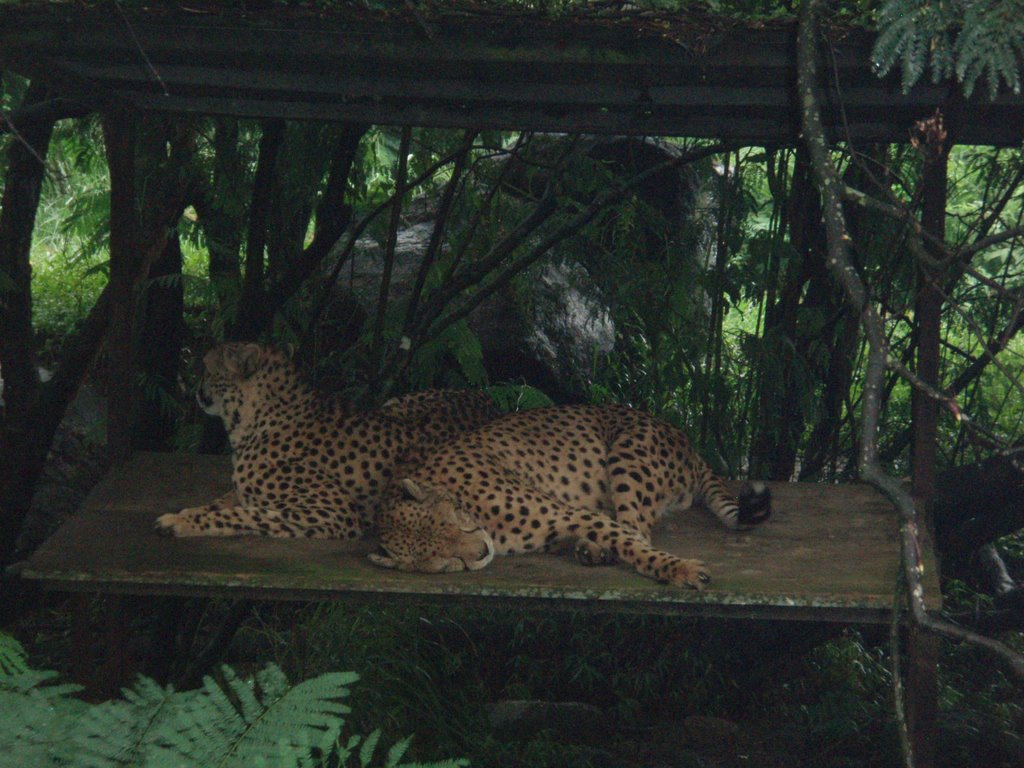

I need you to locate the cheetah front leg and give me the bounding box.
[155,490,245,536]
[155,490,364,539]
[154,490,285,537]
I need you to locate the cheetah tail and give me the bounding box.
[698,471,772,531]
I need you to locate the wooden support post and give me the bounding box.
[911,140,947,500]
[97,595,130,698]
[906,624,940,768]
[70,593,132,699]
[70,593,92,687]
[907,112,949,768]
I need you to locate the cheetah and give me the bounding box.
[370,404,771,588]
[154,343,499,538]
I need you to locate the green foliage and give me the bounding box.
[407,320,489,391]
[873,0,1024,98]
[242,601,1024,768]
[0,634,465,768]
[485,383,555,412]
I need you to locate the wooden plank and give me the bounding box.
[22,452,941,622]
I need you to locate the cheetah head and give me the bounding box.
[370,479,495,574]
[196,343,294,428]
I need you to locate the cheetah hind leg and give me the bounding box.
[556,510,711,589]
[575,443,665,565]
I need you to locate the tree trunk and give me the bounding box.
[797,152,876,480]
[233,119,286,341]
[105,113,197,461]
[232,122,365,342]
[0,83,54,567]
[103,109,143,465]
[204,118,244,314]
[134,232,185,451]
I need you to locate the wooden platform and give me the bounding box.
[22,452,940,623]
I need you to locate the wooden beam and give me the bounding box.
[1,5,1022,145]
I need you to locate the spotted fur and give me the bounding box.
[371,404,771,588]
[154,343,499,538]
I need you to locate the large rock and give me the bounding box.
[487,699,606,740]
[332,136,710,401]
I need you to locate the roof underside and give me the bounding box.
[1,4,1022,145]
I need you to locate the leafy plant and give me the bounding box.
[0,633,466,768]
[485,383,555,412]
[873,0,1024,98]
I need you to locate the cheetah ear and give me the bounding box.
[399,478,429,503]
[222,343,265,379]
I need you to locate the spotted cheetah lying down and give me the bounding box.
[371,404,771,588]
[155,343,498,539]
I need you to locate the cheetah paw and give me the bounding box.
[574,539,617,566]
[154,509,204,537]
[664,559,711,590]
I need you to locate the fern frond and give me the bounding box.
[148,665,356,768]
[147,670,248,766]
[872,0,935,91]
[0,634,29,676]
[384,735,413,768]
[0,637,466,768]
[874,0,1024,98]
[359,729,383,767]
[345,730,469,768]
[0,635,86,768]
[56,676,177,768]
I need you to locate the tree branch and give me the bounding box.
[371,125,412,370]
[402,129,477,334]
[297,139,476,357]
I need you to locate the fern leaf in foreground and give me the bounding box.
[347,728,469,768]
[147,665,356,768]
[0,634,30,676]
[57,676,178,767]
[0,635,86,768]
[1,633,467,768]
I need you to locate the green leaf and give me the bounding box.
[485,383,555,412]
[384,735,412,767]
[359,728,382,767]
